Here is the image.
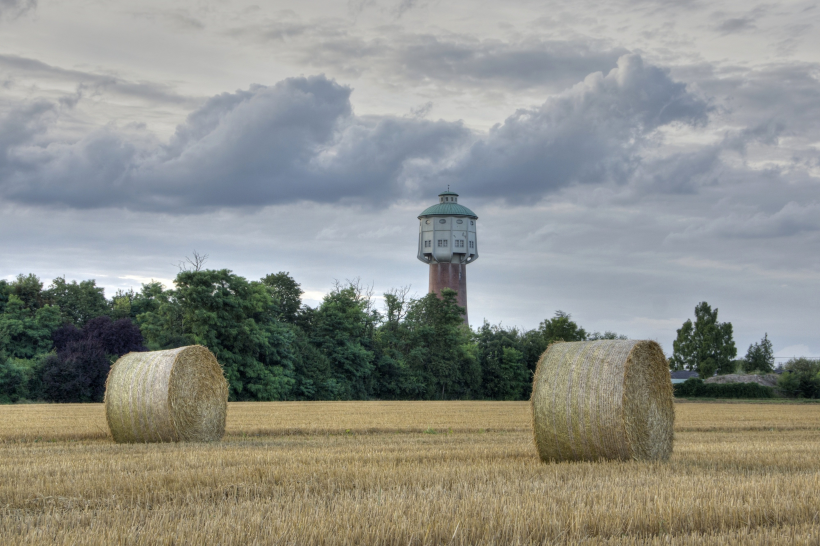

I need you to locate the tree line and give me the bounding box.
[0,270,624,404]
[3,271,816,403]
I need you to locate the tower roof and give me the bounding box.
[418,202,478,218]
[438,190,459,197]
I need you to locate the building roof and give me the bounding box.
[670,370,699,379]
[438,190,459,197]
[418,202,478,218]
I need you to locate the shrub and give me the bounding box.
[674,378,773,399]
[0,359,29,403]
[777,358,820,399]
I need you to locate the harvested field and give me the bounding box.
[1,401,820,545]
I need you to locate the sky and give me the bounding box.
[1,0,819,358]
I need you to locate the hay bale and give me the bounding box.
[531,340,674,462]
[104,345,228,443]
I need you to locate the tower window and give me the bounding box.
[454,240,465,248]
[469,241,474,248]
[437,240,448,247]
[424,240,431,248]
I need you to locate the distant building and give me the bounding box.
[670,370,699,384]
[417,190,478,324]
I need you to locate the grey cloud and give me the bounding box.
[388,36,629,91]
[395,0,421,17]
[674,201,820,239]
[637,147,723,194]
[0,55,712,211]
[0,0,35,20]
[229,21,628,92]
[129,9,206,31]
[0,55,199,106]
[0,75,470,209]
[689,62,820,122]
[0,55,720,210]
[675,60,820,162]
[408,101,433,118]
[713,5,769,35]
[716,17,756,34]
[0,100,55,170]
[447,54,709,200]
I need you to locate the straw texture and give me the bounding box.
[104,345,228,443]
[531,340,674,462]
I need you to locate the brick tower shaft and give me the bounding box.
[429,262,468,324]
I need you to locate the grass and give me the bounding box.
[1,401,819,544]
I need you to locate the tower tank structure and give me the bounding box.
[417,190,478,323]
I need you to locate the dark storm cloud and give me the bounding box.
[0,55,198,106]
[0,0,35,20]
[447,54,710,200]
[0,54,713,211]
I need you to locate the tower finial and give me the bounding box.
[447,184,450,191]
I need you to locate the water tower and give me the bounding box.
[417,190,478,323]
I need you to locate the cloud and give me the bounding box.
[0,0,35,20]
[0,75,470,209]
[693,62,820,134]
[687,201,820,239]
[377,35,629,91]
[0,54,714,211]
[228,21,628,92]
[715,16,756,35]
[0,55,198,106]
[447,54,710,200]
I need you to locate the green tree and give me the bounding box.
[589,331,628,340]
[475,322,528,400]
[44,277,109,326]
[777,358,820,398]
[0,296,62,360]
[0,280,10,314]
[744,333,774,373]
[139,270,296,400]
[261,272,303,324]
[670,302,737,377]
[540,311,587,343]
[135,284,187,350]
[401,289,478,399]
[0,358,30,403]
[371,287,426,399]
[309,282,378,399]
[10,274,44,311]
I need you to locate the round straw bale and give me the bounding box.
[531,340,674,462]
[104,345,228,443]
